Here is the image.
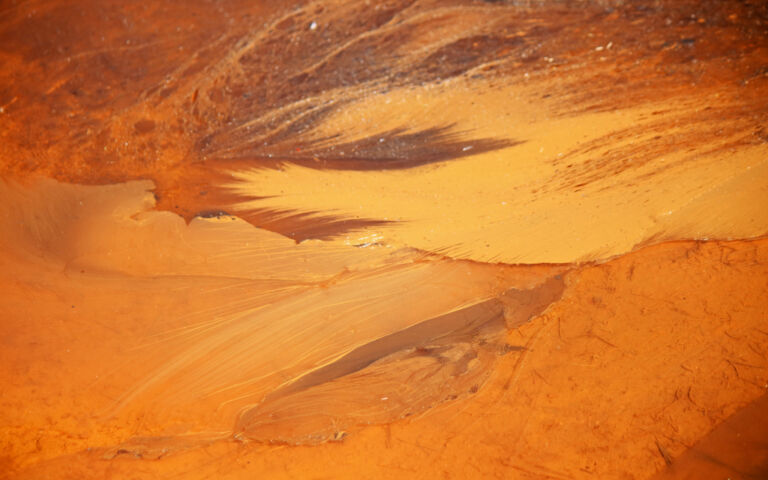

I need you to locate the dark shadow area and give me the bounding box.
[240,125,523,171]
[236,207,392,242]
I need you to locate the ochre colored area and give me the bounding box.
[2,190,767,477]
[1,0,767,479]
[1,0,767,260]
[227,85,768,263]
[0,178,566,470]
[651,393,768,480]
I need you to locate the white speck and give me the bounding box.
[595,45,604,51]
[379,137,385,143]
[606,41,613,49]
[462,145,473,152]
[381,396,388,401]
[309,21,317,30]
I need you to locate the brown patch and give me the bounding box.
[146,162,391,241]
[134,119,156,135]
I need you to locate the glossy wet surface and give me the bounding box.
[1,0,767,478]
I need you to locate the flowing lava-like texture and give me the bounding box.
[1,0,767,479]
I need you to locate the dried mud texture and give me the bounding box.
[1,0,768,479]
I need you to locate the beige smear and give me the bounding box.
[227,79,768,264]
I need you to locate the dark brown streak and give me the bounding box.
[234,125,523,171]
[235,207,393,242]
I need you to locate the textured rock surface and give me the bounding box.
[1,0,767,478]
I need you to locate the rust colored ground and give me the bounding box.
[1,0,767,479]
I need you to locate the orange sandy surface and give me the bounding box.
[1,0,767,478]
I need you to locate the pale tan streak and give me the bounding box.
[226,78,768,264]
[1,177,540,451]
